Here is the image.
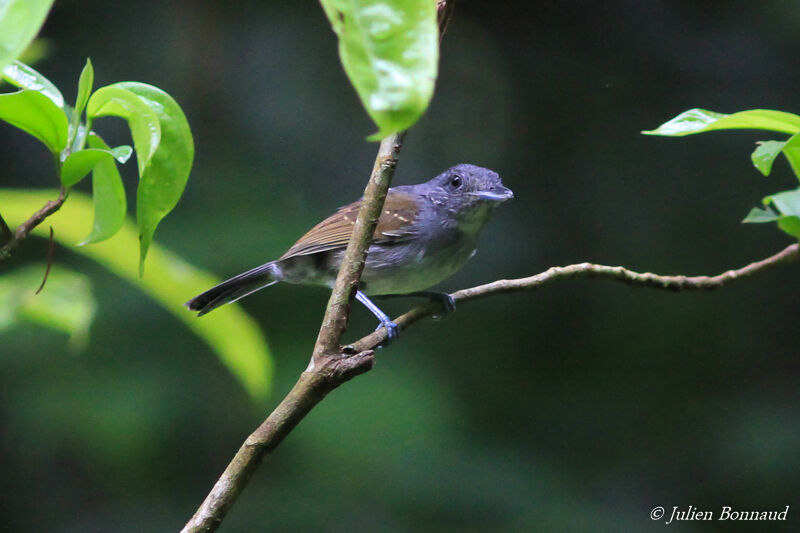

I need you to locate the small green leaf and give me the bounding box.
[69,58,94,148]
[109,144,133,163]
[764,188,800,218]
[74,58,93,119]
[60,148,127,188]
[113,82,194,274]
[0,89,68,153]
[0,264,96,351]
[319,0,439,139]
[0,0,55,73]
[87,85,161,171]
[2,60,63,107]
[742,206,779,224]
[643,109,800,137]
[781,132,800,181]
[776,216,800,239]
[80,133,127,245]
[751,141,785,177]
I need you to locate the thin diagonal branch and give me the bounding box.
[311,131,406,363]
[347,242,800,352]
[0,188,67,262]
[182,2,458,529]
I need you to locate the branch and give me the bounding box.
[0,188,67,262]
[311,131,406,362]
[346,242,800,352]
[183,235,796,533]
[182,135,404,533]
[182,2,460,528]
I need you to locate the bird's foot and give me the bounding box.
[375,320,399,347]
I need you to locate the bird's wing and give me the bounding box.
[280,191,420,259]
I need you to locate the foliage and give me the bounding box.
[320,0,439,140]
[0,189,273,400]
[0,264,95,351]
[645,109,800,240]
[0,59,194,270]
[0,0,54,73]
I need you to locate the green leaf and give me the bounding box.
[0,89,68,153]
[80,133,127,245]
[777,216,800,239]
[0,264,96,351]
[764,188,800,217]
[69,58,94,147]
[88,83,194,272]
[761,188,800,240]
[60,146,130,188]
[781,132,800,181]
[0,189,272,400]
[74,58,93,120]
[320,0,439,139]
[0,0,55,73]
[742,206,779,224]
[643,109,800,137]
[113,82,194,274]
[2,60,63,107]
[87,85,161,171]
[751,141,785,177]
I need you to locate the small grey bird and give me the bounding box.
[186,164,513,340]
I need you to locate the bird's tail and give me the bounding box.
[185,262,279,316]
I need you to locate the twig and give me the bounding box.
[182,124,407,533]
[347,242,800,353]
[35,226,56,295]
[0,188,67,262]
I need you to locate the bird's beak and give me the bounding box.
[469,186,514,203]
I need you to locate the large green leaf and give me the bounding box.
[87,82,194,273]
[643,109,800,137]
[0,264,96,351]
[2,60,63,107]
[80,133,127,245]
[0,89,67,153]
[116,82,194,274]
[0,189,272,400]
[87,85,161,171]
[320,0,439,139]
[0,0,55,73]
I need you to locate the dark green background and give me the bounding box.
[2,1,799,531]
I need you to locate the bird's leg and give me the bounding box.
[355,290,399,344]
[374,291,456,314]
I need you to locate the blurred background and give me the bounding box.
[2,1,799,531]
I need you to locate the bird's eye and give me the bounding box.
[450,175,462,189]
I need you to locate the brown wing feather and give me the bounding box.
[280,191,419,259]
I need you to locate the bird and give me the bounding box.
[186,163,513,342]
